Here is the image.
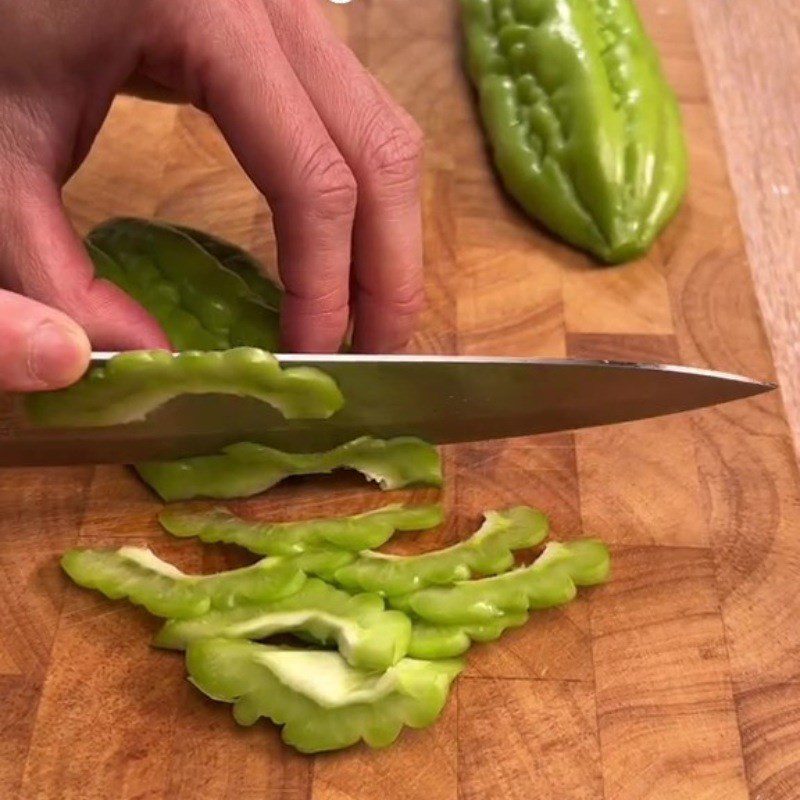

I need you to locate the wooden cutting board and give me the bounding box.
[2,1,799,798]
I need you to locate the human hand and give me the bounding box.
[0,290,91,391]
[0,0,425,391]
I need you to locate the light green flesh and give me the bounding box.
[137,436,443,502]
[61,546,305,619]
[253,649,401,708]
[154,576,412,670]
[186,639,463,752]
[217,611,359,650]
[400,539,611,625]
[332,506,549,595]
[350,508,536,559]
[118,546,186,578]
[159,502,445,555]
[407,612,530,659]
[26,348,343,428]
[99,546,289,587]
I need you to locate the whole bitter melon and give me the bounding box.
[462,0,687,263]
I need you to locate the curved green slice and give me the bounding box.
[407,613,529,659]
[61,546,305,619]
[159,503,444,555]
[171,224,283,313]
[462,0,687,263]
[397,539,611,625]
[333,506,548,596]
[137,436,442,502]
[89,217,280,349]
[156,577,412,670]
[186,639,462,753]
[26,348,343,428]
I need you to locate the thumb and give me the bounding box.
[0,288,90,392]
[1,175,170,351]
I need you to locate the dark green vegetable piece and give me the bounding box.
[171,224,283,312]
[88,217,280,349]
[186,639,463,753]
[136,436,443,502]
[155,577,412,671]
[25,348,343,428]
[61,546,306,618]
[159,503,444,554]
[462,0,687,263]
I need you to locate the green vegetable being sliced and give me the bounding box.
[186,638,462,753]
[171,224,283,313]
[394,539,611,625]
[159,502,444,555]
[156,577,411,671]
[61,546,306,618]
[137,436,443,502]
[332,506,549,595]
[89,217,281,349]
[86,241,222,352]
[26,348,343,428]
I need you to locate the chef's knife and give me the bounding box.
[0,353,774,467]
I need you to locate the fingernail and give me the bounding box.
[28,321,90,388]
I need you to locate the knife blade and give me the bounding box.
[0,353,774,467]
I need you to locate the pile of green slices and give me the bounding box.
[34,219,611,754]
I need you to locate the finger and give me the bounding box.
[0,288,89,392]
[270,0,425,352]
[0,173,171,351]
[146,1,355,352]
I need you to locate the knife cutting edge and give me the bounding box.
[0,353,775,467]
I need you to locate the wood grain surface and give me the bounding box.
[1,1,799,798]
[688,0,800,459]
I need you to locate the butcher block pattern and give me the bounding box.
[1,1,799,798]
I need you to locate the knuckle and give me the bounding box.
[366,280,426,317]
[296,143,357,219]
[282,285,350,346]
[393,283,426,316]
[288,283,349,316]
[362,113,424,189]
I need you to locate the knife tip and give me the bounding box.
[732,377,777,399]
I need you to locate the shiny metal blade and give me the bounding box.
[0,354,774,466]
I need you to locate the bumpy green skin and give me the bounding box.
[333,506,549,596]
[462,0,687,263]
[155,577,412,671]
[395,540,610,625]
[159,503,444,555]
[186,639,462,753]
[137,436,443,502]
[89,218,281,349]
[61,547,306,618]
[407,613,529,659]
[25,348,343,428]
[171,224,283,313]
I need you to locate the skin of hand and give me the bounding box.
[0,0,426,392]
